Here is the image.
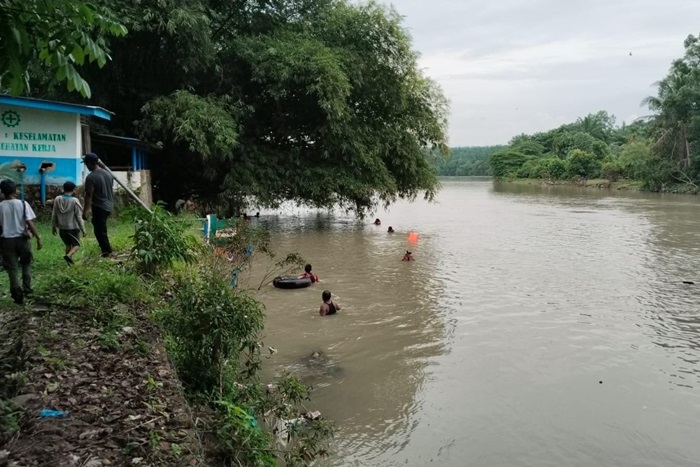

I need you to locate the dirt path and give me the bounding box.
[0,304,204,466]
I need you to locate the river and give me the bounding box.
[247,177,700,466]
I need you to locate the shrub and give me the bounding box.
[566,149,601,178]
[618,141,652,179]
[515,158,540,178]
[601,159,624,181]
[131,204,199,276]
[214,400,276,466]
[489,151,528,178]
[542,157,567,179]
[161,267,265,393]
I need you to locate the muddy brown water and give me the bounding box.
[242,178,700,466]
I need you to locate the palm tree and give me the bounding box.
[641,70,693,168]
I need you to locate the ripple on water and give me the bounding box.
[255,180,700,466]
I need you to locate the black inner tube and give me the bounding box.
[273,275,312,289]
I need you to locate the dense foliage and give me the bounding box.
[489,33,700,193]
[434,146,504,176]
[131,204,198,276]
[33,0,448,216]
[0,0,126,96]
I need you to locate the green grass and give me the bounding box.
[0,215,140,310]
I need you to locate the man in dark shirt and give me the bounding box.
[82,152,114,257]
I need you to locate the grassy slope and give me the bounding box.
[0,215,205,466]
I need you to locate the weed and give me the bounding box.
[123,443,138,455]
[145,373,163,392]
[134,339,151,356]
[5,372,28,387]
[0,399,21,444]
[98,330,120,351]
[44,329,60,342]
[214,400,275,466]
[148,430,162,451]
[44,356,66,371]
[170,443,183,458]
[131,204,199,276]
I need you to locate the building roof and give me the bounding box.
[0,95,112,121]
[92,133,150,150]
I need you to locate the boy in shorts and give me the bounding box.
[52,181,86,265]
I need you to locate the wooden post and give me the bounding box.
[139,170,153,208]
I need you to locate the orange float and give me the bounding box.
[407,232,419,245]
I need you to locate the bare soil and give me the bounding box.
[0,303,205,467]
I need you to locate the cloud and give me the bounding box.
[388,0,700,145]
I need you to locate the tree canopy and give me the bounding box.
[434,146,504,176]
[33,0,448,216]
[0,0,126,97]
[489,33,700,193]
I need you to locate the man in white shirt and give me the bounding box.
[0,180,42,304]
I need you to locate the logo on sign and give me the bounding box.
[1,110,21,128]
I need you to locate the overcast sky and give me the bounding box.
[387,0,700,146]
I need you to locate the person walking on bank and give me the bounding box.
[52,181,87,265]
[82,153,114,257]
[0,180,42,304]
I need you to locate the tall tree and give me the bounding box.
[643,34,700,171]
[63,0,448,215]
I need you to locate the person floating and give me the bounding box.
[255,212,260,218]
[373,218,381,225]
[319,290,341,316]
[52,181,87,266]
[402,250,415,262]
[387,226,395,233]
[82,153,114,258]
[299,263,320,283]
[0,180,42,304]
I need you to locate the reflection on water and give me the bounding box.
[245,178,700,466]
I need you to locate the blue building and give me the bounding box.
[0,95,112,186]
[0,95,152,205]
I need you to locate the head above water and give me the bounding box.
[83,152,99,171]
[322,290,331,302]
[0,179,16,197]
[388,226,394,232]
[305,264,313,273]
[63,181,76,193]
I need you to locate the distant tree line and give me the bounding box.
[488,33,700,193]
[434,146,504,176]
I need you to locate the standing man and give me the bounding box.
[0,180,42,304]
[82,153,114,257]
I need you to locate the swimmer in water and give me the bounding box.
[299,263,320,283]
[320,290,341,316]
[374,218,381,226]
[388,226,395,233]
[402,250,415,261]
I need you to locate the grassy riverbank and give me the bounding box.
[0,212,332,466]
[501,178,644,191]
[500,177,700,194]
